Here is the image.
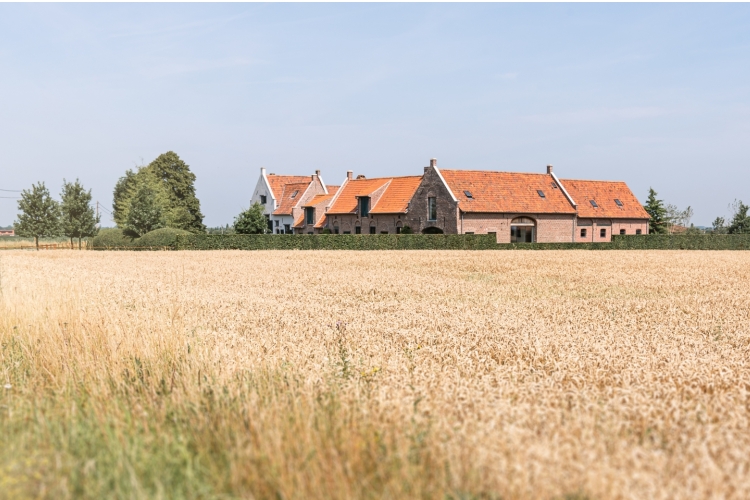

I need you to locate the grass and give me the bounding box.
[1,250,749,499]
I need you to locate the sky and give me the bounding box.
[1,3,749,228]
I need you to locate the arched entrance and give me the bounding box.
[510,217,536,243]
[423,226,444,234]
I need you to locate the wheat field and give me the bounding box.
[0,250,749,499]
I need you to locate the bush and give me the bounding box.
[92,228,135,249]
[137,228,191,248]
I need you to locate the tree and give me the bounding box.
[234,203,267,234]
[60,179,100,249]
[112,169,138,227]
[400,225,414,234]
[644,188,667,234]
[727,200,750,234]
[145,151,205,233]
[712,217,726,234]
[123,184,166,238]
[14,182,61,250]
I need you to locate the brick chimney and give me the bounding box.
[315,169,321,176]
[547,165,553,174]
[430,158,437,168]
[346,170,353,180]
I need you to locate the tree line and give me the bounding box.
[644,188,748,235]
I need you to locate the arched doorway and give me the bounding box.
[510,217,536,243]
[423,226,444,234]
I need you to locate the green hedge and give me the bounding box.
[92,228,190,250]
[136,228,191,248]
[91,228,134,249]
[608,234,750,250]
[174,234,499,250]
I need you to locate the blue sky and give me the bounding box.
[1,3,749,227]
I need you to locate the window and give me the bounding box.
[307,232,313,235]
[464,190,473,199]
[290,190,299,199]
[396,227,401,234]
[369,226,376,234]
[428,197,437,221]
[620,229,626,235]
[284,224,290,234]
[537,190,546,198]
[600,228,607,238]
[380,231,388,234]
[275,220,279,227]
[580,228,587,238]
[260,195,267,204]
[334,227,339,234]
[275,229,280,234]
[465,232,474,234]
[355,226,361,234]
[590,200,599,208]
[488,231,496,236]
[510,217,535,243]
[359,197,370,217]
[343,231,351,234]
[636,229,642,235]
[305,207,314,225]
[266,215,272,233]
[614,199,623,207]
[551,182,558,189]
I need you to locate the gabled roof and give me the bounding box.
[370,176,422,214]
[440,169,576,214]
[272,182,310,215]
[265,175,311,200]
[326,178,392,215]
[560,179,649,219]
[302,186,339,208]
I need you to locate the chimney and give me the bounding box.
[547,165,553,174]
[346,170,353,180]
[315,169,321,176]
[430,158,437,168]
[261,167,266,176]
[424,166,429,173]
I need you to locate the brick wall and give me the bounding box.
[404,166,460,234]
[327,214,408,234]
[575,218,649,242]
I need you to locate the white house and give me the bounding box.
[250,168,331,233]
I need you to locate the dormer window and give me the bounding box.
[537,190,546,198]
[290,190,299,199]
[260,195,267,204]
[614,199,623,207]
[305,207,314,225]
[359,197,370,217]
[464,190,473,199]
[590,200,598,208]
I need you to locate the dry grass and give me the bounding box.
[0,250,749,500]
[0,238,89,250]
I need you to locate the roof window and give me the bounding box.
[290,190,299,199]
[614,199,623,207]
[537,190,546,198]
[589,200,598,208]
[551,182,558,189]
[464,190,473,199]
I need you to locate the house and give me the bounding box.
[323,171,423,234]
[403,159,649,242]
[0,228,14,237]
[293,186,340,234]
[250,168,330,234]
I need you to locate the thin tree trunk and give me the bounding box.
[35,236,39,251]
[78,237,82,250]
[70,237,74,249]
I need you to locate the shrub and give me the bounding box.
[137,228,191,248]
[92,228,135,249]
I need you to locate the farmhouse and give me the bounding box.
[250,168,334,234]
[252,159,649,241]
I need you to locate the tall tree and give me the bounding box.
[712,217,726,234]
[123,184,166,238]
[14,182,61,250]
[60,179,100,249]
[234,203,267,234]
[145,152,205,233]
[644,188,668,234]
[727,200,750,234]
[112,169,139,227]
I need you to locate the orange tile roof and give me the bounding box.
[266,175,311,200]
[560,179,650,219]
[303,186,339,208]
[293,213,304,227]
[272,182,310,215]
[327,177,392,214]
[314,214,327,229]
[440,170,576,214]
[370,176,423,214]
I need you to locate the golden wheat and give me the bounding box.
[1,250,749,499]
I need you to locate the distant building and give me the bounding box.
[0,228,15,237]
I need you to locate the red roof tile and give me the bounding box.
[370,176,423,214]
[440,170,576,214]
[327,178,392,214]
[266,175,311,200]
[560,179,649,219]
[272,182,310,215]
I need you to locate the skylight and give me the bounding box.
[614,199,623,207]
[537,190,546,198]
[464,190,473,199]
[590,200,598,208]
[290,190,299,199]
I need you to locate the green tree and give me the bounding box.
[144,151,205,233]
[234,203,267,234]
[112,169,138,227]
[727,200,750,234]
[644,188,668,234]
[14,182,61,250]
[60,179,100,249]
[712,217,726,234]
[123,184,166,238]
[400,225,414,234]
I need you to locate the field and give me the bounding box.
[1,250,749,499]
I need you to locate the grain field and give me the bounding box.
[0,250,749,500]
